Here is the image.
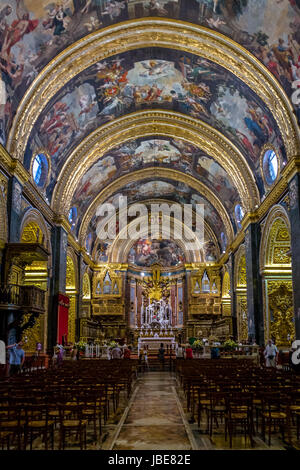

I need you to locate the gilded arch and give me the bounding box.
[259,205,293,346]
[259,205,291,273]
[20,209,51,257]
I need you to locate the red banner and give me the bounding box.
[57,293,70,345]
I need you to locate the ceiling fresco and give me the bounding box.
[0,1,299,146]
[83,177,228,260]
[128,238,186,267]
[24,48,286,196]
[68,137,241,230]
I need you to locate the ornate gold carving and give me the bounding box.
[21,222,44,244]
[22,314,42,353]
[259,205,290,273]
[273,247,290,264]
[237,296,248,342]
[82,272,91,300]
[68,296,76,344]
[268,281,294,347]
[66,255,76,290]
[139,263,170,302]
[237,255,247,287]
[7,19,299,163]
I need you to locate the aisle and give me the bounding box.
[110,372,195,450]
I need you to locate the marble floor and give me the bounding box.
[110,372,194,450]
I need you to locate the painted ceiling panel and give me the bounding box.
[24,48,286,199]
[84,177,228,258]
[69,136,241,232]
[0,0,299,147]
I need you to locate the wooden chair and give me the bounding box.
[225,394,254,448]
[261,394,289,446]
[58,404,87,450]
[24,404,54,450]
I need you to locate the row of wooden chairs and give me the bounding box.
[176,359,300,448]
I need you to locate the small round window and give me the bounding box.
[235,204,244,229]
[32,153,49,188]
[262,149,279,186]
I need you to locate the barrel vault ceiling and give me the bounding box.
[1,0,299,264]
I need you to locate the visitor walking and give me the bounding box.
[264,339,278,367]
[6,341,25,376]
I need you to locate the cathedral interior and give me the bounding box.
[0,0,300,452]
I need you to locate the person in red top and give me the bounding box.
[123,345,131,359]
[185,345,193,359]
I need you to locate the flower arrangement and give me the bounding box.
[107,340,119,348]
[192,339,203,350]
[74,340,87,352]
[223,339,238,351]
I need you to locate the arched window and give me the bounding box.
[235,204,244,229]
[262,149,279,186]
[32,153,49,188]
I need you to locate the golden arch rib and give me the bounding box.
[78,167,234,246]
[52,111,259,214]
[7,18,299,162]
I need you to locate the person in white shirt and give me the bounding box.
[176,344,185,359]
[264,340,278,367]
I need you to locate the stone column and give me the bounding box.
[7,177,23,242]
[289,174,300,339]
[47,226,68,350]
[245,223,264,345]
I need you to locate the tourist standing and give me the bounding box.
[123,345,132,359]
[264,339,278,367]
[7,341,25,375]
[176,344,185,359]
[158,343,165,370]
[143,347,149,371]
[185,344,193,359]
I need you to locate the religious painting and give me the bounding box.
[82,178,227,255]
[128,238,185,267]
[0,0,299,147]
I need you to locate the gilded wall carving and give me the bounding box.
[268,281,294,347]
